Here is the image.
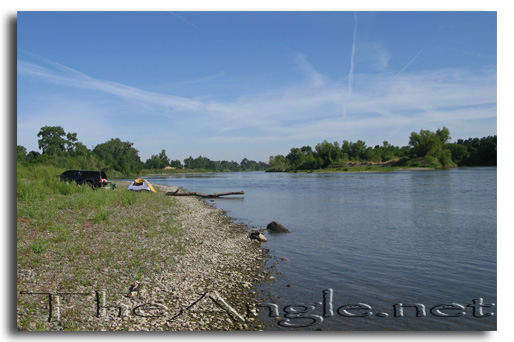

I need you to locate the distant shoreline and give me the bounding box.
[266,164,441,173]
[138,165,441,176]
[291,167,437,173]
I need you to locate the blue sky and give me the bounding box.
[17,11,497,163]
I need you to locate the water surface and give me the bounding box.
[145,168,496,330]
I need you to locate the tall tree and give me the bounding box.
[350,140,367,160]
[408,129,442,157]
[144,149,170,169]
[37,126,67,155]
[286,147,305,169]
[93,138,143,174]
[436,126,451,144]
[315,140,341,167]
[158,150,170,167]
[36,126,84,156]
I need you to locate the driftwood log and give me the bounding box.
[166,189,244,198]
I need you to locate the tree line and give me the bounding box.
[17,125,496,176]
[16,126,268,176]
[267,127,497,172]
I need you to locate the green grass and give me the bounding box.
[17,164,186,331]
[30,239,49,254]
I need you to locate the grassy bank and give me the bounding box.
[17,165,269,331]
[17,166,186,330]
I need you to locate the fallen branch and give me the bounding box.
[166,189,244,198]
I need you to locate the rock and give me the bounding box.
[249,230,267,242]
[266,221,290,233]
[126,281,141,297]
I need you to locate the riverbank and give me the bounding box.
[17,180,271,331]
[265,159,446,173]
[268,165,438,173]
[292,166,437,173]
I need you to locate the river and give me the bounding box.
[144,167,496,331]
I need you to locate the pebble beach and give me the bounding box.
[17,181,272,331]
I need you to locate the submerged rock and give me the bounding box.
[266,221,290,233]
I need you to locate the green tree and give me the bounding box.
[144,149,170,169]
[240,158,252,171]
[408,129,442,157]
[65,132,78,153]
[477,136,497,166]
[436,126,451,144]
[350,140,367,160]
[219,160,239,171]
[364,147,381,162]
[71,142,90,157]
[17,145,27,163]
[37,126,68,155]
[439,149,453,168]
[380,140,397,161]
[302,153,320,169]
[144,155,162,169]
[36,126,85,157]
[286,147,305,169]
[183,155,214,170]
[341,140,351,160]
[183,156,194,169]
[446,143,469,165]
[158,150,170,167]
[408,127,454,167]
[26,151,41,163]
[315,140,341,168]
[93,138,143,174]
[455,135,496,166]
[169,160,183,168]
[268,155,289,171]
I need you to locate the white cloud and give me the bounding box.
[18,59,203,112]
[357,41,391,71]
[294,53,326,88]
[18,53,496,160]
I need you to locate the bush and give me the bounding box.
[438,149,454,168]
[265,166,288,172]
[404,156,442,168]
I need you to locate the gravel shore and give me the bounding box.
[136,182,273,331]
[17,181,273,331]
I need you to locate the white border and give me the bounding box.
[6,1,510,341]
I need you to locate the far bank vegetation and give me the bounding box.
[17,126,496,177]
[266,127,496,172]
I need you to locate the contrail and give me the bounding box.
[395,42,428,77]
[168,11,202,32]
[343,12,357,119]
[396,25,443,77]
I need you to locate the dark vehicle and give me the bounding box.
[60,170,109,189]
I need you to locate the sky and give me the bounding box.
[17,10,497,163]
